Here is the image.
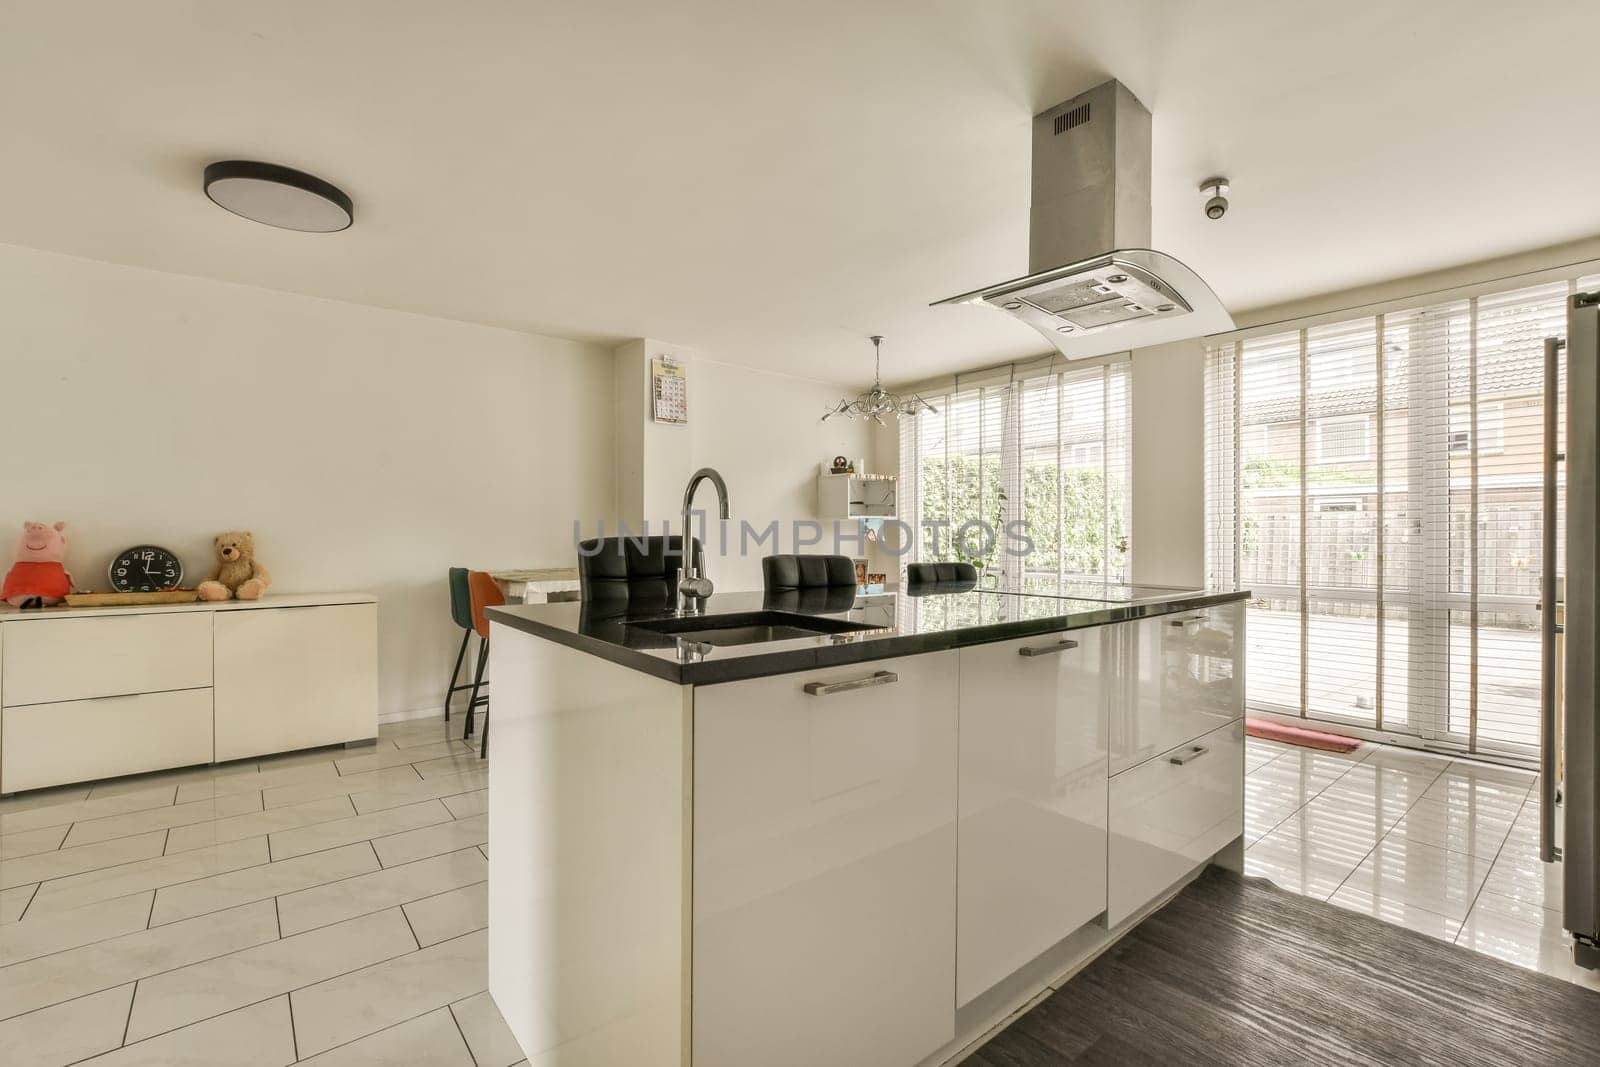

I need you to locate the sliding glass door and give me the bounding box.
[1206,278,1586,760]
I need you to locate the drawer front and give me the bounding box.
[2,687,213,792]
[2,612,213,706]
[693,652,958,1067]
[1107,718,1244,928]
[1108,601,1244,776]
[957,628,1108,1006]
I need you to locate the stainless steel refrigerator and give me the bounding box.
[1546,291,1599,970]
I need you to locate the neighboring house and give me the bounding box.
[1234,328,1548,606]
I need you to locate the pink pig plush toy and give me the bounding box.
[2,521,74,608]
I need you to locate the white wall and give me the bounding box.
[1129,340,1205,588]
[0,243,615,719]
[610,338,698,530]
[602,347,872,592]
[685,358,874,592]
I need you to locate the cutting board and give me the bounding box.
[64,589,200,607]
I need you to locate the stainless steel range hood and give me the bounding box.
[934,80,1233,358]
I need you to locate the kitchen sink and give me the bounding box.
[630,610,881,647]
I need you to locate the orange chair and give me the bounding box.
[462,570,505,758]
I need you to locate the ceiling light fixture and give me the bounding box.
[821,335,937,424]
[203,160,353,232]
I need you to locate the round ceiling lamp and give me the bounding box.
[203,161,353,232]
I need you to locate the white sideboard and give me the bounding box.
[0,593,378,793]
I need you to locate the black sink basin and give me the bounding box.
[630,610,880,647]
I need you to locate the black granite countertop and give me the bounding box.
[486,580,1249,686]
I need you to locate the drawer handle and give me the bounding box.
[1018,639,1080,657]
[1168,614,1207,628]
[1169,744,1210,766]
[804,670,898,696]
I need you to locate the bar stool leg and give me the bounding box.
[464,637,489,740]
[444,629,470,722]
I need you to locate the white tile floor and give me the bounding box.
[1244,733,1600,992]
[0,717,523,1066]
[8,718,1594,1065]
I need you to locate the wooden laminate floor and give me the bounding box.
[962,867,1600,1067]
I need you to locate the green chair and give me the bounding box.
[443,567,477,722]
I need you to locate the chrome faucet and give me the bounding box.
[678,467,729,613]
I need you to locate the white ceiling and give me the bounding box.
[4,1,1598,387]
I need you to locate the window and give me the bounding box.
[1069,442,1104,467]
[1449,402,1505,454]
[1313,416,1371,463]
[1204,278,1580,760]
[900,359,1132,587]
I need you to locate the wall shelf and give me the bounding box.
[818,470,896,519]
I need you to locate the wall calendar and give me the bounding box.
[651,354,687,424]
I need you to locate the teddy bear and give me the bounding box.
[2,521,74,608]
[196,531,272,601]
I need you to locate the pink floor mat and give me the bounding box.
[1245,717,1362,753]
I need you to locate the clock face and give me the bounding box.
[109,545,184,593]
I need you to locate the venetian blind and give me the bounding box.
[900,359,1132,587]
[1204,274,1593,759]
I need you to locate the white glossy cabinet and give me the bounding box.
[956,628,1108,1006]
[1107,718,1245,927]
[692,652,958,1067]
[1108,601,1244,776]
[214,603,378,761]
[0,595,377,793]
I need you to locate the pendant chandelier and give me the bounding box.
[821,335,938,423]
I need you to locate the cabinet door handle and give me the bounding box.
[1018,639,1080,657]
[803,670,898,696]
[1168,614,1207,628]
[1168,744,1209,766]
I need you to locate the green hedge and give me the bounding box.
[916,456,1126,575]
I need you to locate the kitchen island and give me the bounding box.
[485,582,1247,1067]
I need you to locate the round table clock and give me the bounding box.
[109,545,184,593]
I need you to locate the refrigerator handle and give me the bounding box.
[1540,335,1563,864]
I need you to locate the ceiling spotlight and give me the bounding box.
[1200,177,1230,221]
[203,161,353,232]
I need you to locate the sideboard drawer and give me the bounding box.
[1,612,213,706]
[1,688,213,791]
